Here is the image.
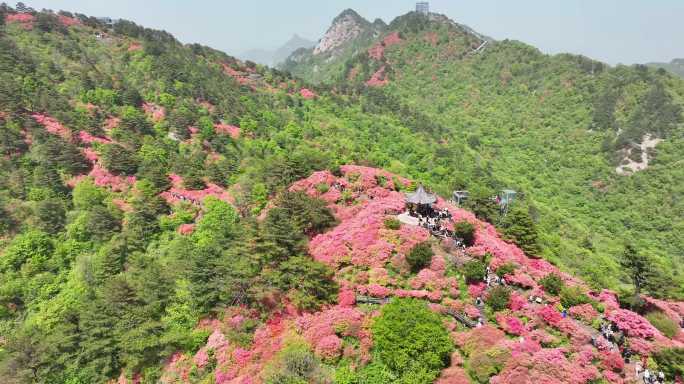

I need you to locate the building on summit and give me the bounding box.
[416,2,430,15]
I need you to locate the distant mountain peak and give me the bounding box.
[313,8,379,55]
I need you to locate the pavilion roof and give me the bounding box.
[405,184,437,205]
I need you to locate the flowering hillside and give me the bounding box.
[154,166,684,384]
[2,5,683,384]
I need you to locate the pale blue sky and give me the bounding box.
[24,0,684,65]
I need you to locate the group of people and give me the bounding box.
[484,267,506,287]
[414,208,467,244]
[636,362,667,384]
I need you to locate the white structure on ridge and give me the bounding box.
[416,2,430,15]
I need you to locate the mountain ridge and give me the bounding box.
[283,8,684,299]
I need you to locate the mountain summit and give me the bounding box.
[312,9,384,56]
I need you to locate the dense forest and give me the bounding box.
[0,4,682,384]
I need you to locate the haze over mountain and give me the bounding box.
[647,58,684,79]
[240,34,315,66]
[0,3,683,384]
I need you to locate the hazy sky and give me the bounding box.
[23,0,684,65]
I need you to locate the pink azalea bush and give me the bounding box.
[32,113,71,139]
[128,42,142,52]
[5,13,34,25]
[538,305,563,326]
[568,304,599,323]
[456,325,506,355]
[178,224,195,235]
[57,14,81,26]
[295,306,370,361]
[605,309,659,339]
[366,66,389,87]
[496,313,526,336]
[300,88,316,99]
[160,174,233,206]
[78,130,111,144]
[142,102,165,122]
[600,350,624,372]
[214,123,240,139]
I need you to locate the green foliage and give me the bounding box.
[502,207,541,256]
[467,347,511,383]
[265,256,339,311]
[384,217,401,230]
[618,243,673,299]
[559,286,592,309]
[370,298,453,382]
[453,221,475,246]
[406,241,433,273]
[495,263,516,278]
[72,179,107,210]
[463,260,486,283]
[645,311,679,339]
[33,198,66,234]
[486,286,511,312]
[276,191,337,235]
[0,230,53,273]
[101,143,139,175]
[260,207,307,263]
[539,273,564,296]
[263,341,328,384]
[652,348,684,379]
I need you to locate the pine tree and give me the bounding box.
[503,207,541,256]
[260,207,306,263]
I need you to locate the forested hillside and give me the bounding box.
[1,4,683,384]
[0,6,456,383]
[285,11,684,298]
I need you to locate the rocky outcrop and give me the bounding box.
[615,134,662,175]
[313,9,369,55]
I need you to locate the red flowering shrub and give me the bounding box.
[338,288,356,307]
[125,42,141,52]
[368,44,385,60]
[436,366,470,384]
[507,269,538,289]
[468,282,486,298]
[316,335,342,359]
[643,296,683,326]
[295,306,368,361]
[89,164,136,192]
